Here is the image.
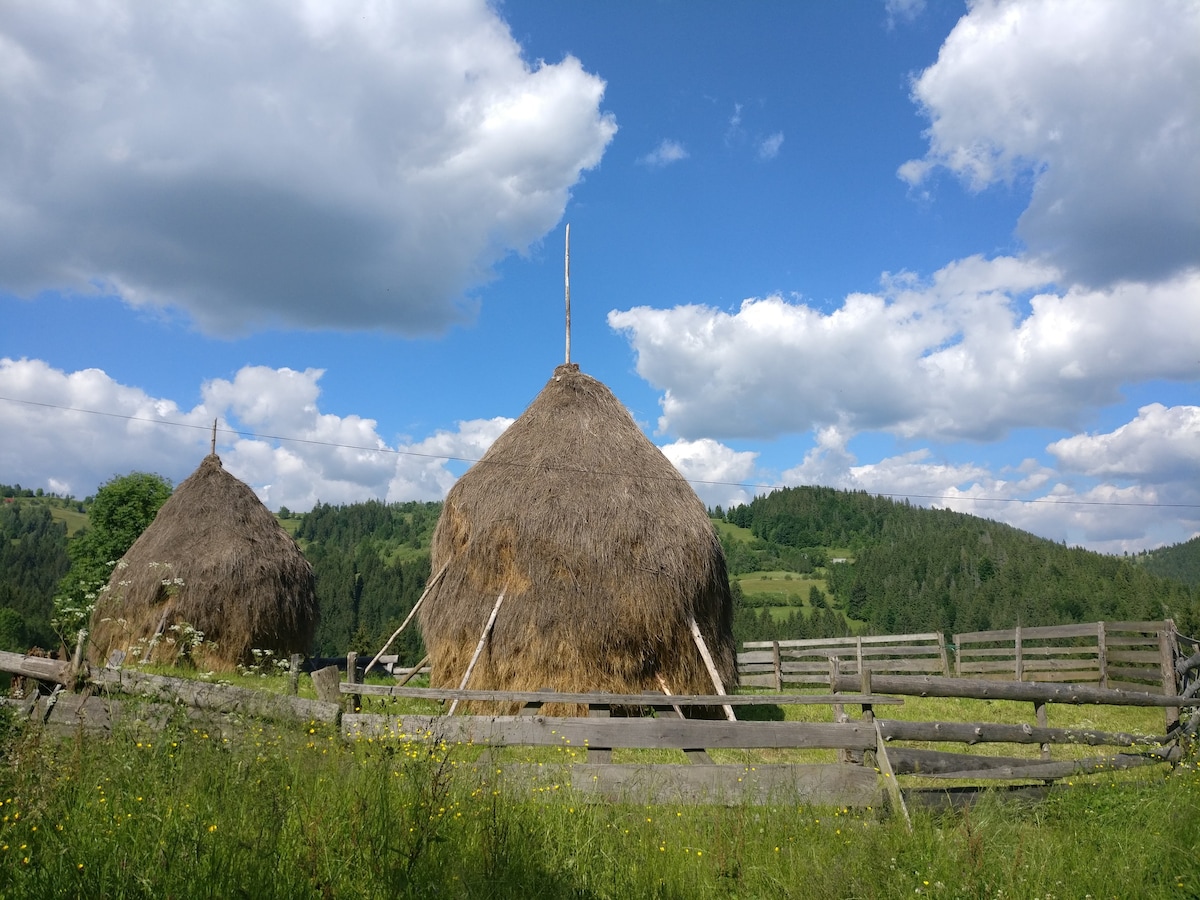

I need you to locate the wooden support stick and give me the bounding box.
[875,719,911,831]
[364,562,449,676]
[655,673,687,719]
[564,223,572,365]
[448,591,505,716]
[688,618,736,721]
[210,419,217,455]
[394,653,430,689]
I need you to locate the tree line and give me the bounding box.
[4,476,1198,658]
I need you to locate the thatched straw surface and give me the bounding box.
[88,455,317,671]
[419,364,736,713]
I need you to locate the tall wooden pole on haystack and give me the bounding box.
[564,224,571,365]
[210,419,217,455]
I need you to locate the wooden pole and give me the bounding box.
[363,562,449,676]
[394,653,430,689]
[687,617,736,721]
[448,591,506,716]
[564,223,571,365]
[210,419,217,456]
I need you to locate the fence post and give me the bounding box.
[1034,700,1051,761]
[953,632,962,677]
[1014,626,1024,682]
[311,665,341,706]
[830,656,849,764]
[936,631,950,677]
[772,641,782,692]
[1160,620,1180,731]
[1097,622,1108,689]
[288,653,302,696]
[346,651,360,713]
[859,666,874,726]
[855,636,864,676]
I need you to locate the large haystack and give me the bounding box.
[88,455,317,670]
[418,363,736,710]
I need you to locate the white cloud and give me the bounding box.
[777,430,1196,554]
[1048,404,1200,481]
[902,0,1200,285]
[885,0,927,28]
[659,438,758,510]
[639,139,689,167]
[0,0,616,335]
[609,259,1200,442]
[0,358,512,511]
[757,132,784,160]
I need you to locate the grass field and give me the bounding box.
[1,687,1195,899]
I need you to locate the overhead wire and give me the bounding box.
[2,393,1198,510]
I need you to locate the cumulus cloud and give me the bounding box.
[0,358,513,510]
[659,438,758,510]
[777,428,1196,554]
[639,139,689,167]
[0,0,616,335]
[1048,404,1200,481]
[901,0,1200,285]
[609,259,1200,442]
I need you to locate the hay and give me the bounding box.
[418,364,736,713]
[88,455,317,671]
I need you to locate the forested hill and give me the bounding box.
[295,500,440,658]
[722,487,1199,637]
[1138,535,1200,588]
[3,482,1197,658]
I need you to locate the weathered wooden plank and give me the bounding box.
[738,674,778,688]
[90,667,342,723]
[831,673,1191,706]
[737,651,776,665]
[564,763,881,807]
[876,718,1163,747]
[341,685,902,706]
[914,750,1178,781]
[957,623,1100,642]
[1101,621,1172,634]
[886,746,1179,777]
[0,650,71,683]
[33,692,241,740]
[342,714,878,750]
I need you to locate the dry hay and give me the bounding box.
[88,455,317,671]
[418,364,736,714]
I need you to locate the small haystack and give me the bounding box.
[88,455,317,670]
[418,363,736,711]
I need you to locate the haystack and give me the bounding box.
[88,454,317,670]
[418,363,736,711]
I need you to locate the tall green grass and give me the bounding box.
[1,700,1197,899]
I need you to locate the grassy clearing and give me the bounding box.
[736,571,826,597]
[0,698,1196,899]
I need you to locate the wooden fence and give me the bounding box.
[739,632,951,689]
[954,620,1176,692]
[740,621,1179,698]
[2,644,1195,812]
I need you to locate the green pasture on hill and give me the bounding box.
[736,570,828,598]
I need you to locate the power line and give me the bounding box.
[3,394,1198,510]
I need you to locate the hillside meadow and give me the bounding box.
[1,681,1198,899]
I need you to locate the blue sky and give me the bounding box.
[1,0,1198,554]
